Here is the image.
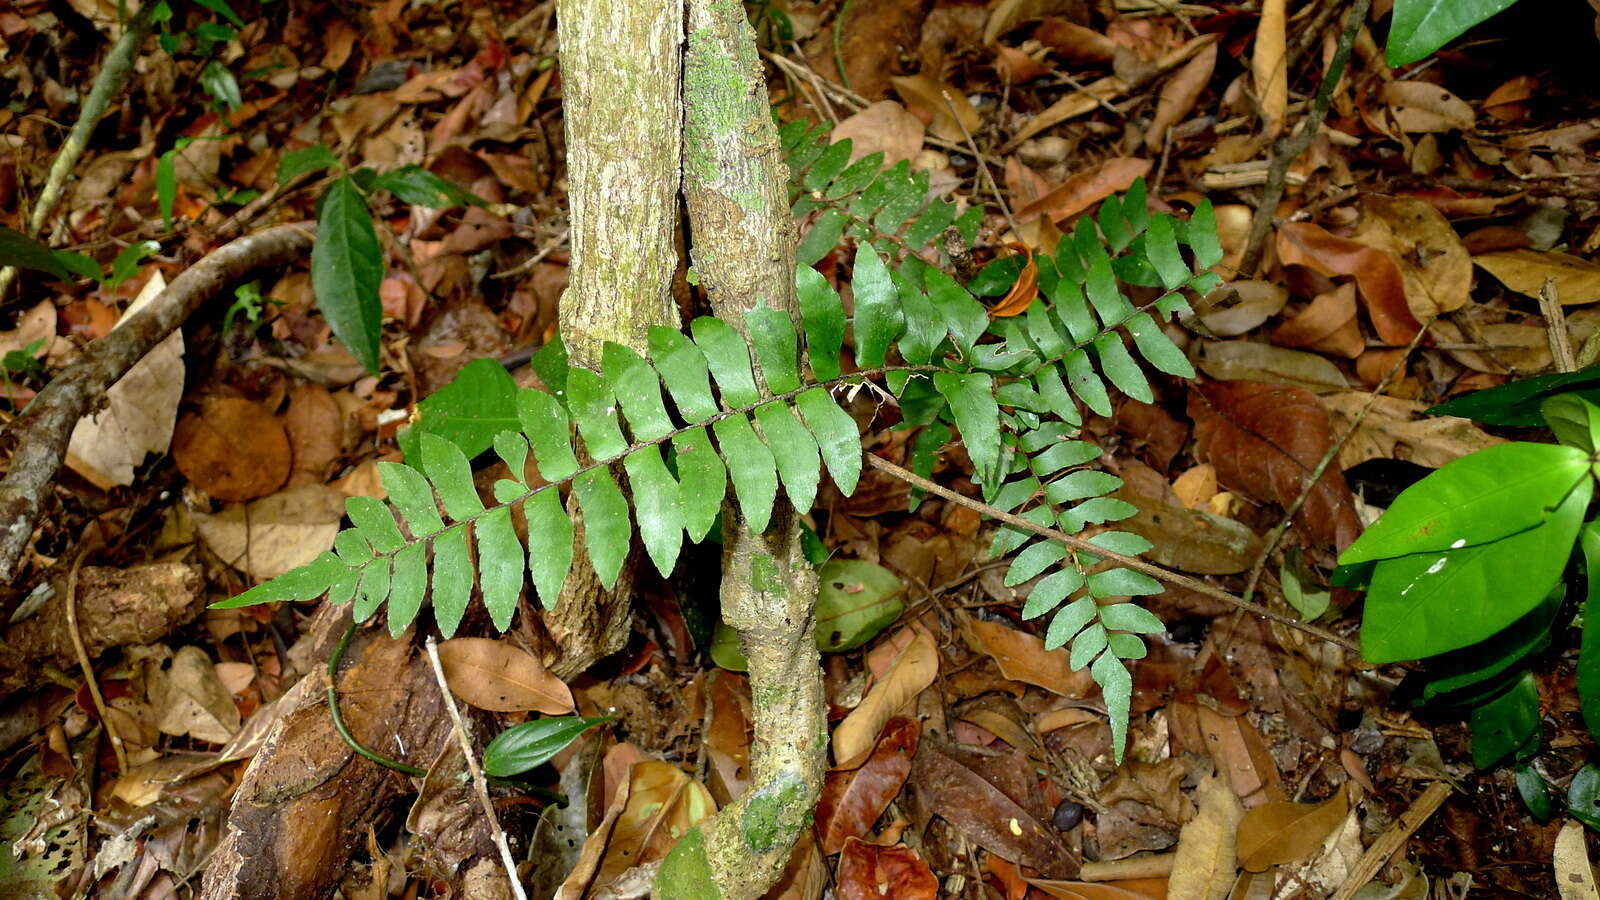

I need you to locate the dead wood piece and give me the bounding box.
[200,609,457,900]
[0,562,203,695]
[0,223,315,590]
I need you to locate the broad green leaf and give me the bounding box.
[573,468,631,590]
[1361,476,1592,662]
[201,61,242,110]
[525,489,573,607]
[851,243,903,368]
[371,165,486,208]
[873,168,929,234]
[903,198,959,249]
[1386,0,1517,66]
[1419,584,1559,703]
[1124,312,1194,378]
[1006,541,1069,586]
[968,254,1023,297]
[108,241,159,288]
[1098,194,1132,252]
[1427,366,1600,426]
[399,358,519,462]
[476,507,524,631]
[1032,365,1083,429]
[0,226,73,280]
[327,568,359,607]
[565,367,628,461]
[1097,600,1165,632]
[803,138,854,192]
[312,176,384,374]
[992,505,1054,558]
[1279,548,1331,621]
[1030,440,1101,476]
[346,496,405,553]
[1046,470,1123,504]
[1083,245,1135,326]
[483,716,611,777]
[431,526,472,637]
[896,273,942,366]
[1542,393,1600,455]
[796,267,845,381]
[1187,200,1222,269]
[494,432,529,481]
[1122,179,1150,233]
[925,269,988,358]
[277,144,339,186]
[1340,442,1591,565]
[1581,523,1600,739]
[211,551,347,608]
[794,387,861,496]
[1515,762,1556,823]
[353,556,391,623]
[419,433,484,520]
[1143,214,1188,289]
[1569,765,1600,830]
[157,150,178,230]
[518,389,579,482]
[691,316,760,407]
[1046,596,1098,650]
[1087,568,1163,599]
[1092,650,1133,763]
[815,559,905,652]
[1060,496,1138,532]
[530,336,569,400]
[1070,621,1108,670]
[672,427,726,542]
[797,210,847,268]
[650,326,720,422]
[713,415,778,533]
[603,342,673,442]
[1470,671,1540,769]
[387,541,427,637]
[1093,333,1152,403]
[1022,568,1085,619]
[745,303,801,394]
[1025,297,1068,358]
[710,621,749,671]
[624,446,684,576]
[1062,352,1111,417]
[754,402,821,513]
[334,530,373,565]
[934,371,1000,485]
[826,150,885,199]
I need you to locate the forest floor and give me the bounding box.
[3,0,1600,897]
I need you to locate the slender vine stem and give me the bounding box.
[326,618,428,776]
[865,454,1364,655]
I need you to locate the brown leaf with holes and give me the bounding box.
[990,243,1040,317]
[435,637,573,714]
[1277,222,1422,344]
[816,716,919,854]
[1189,381,1363,551]
[836,839,938,900]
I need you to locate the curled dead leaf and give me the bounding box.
[990,243,1040,317]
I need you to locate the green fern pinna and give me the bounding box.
[219,125,1223,760]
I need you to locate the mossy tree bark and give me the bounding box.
[546,0,683,678]
[655,2,825,897]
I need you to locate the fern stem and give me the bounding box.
[864,454,1364,655]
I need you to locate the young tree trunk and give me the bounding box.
[545,0,683,678]
[656,3,825,897]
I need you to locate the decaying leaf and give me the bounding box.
[832,630,938,766]
[1016,158,1152,225]
[1320,392,1502,470]
[912,740,1078,878]
[816,716,919,854]
[148,645,242,744]
[1166,774,1242,900]
[1272,283,1363,359]
[435,637,573,714]
[990,243,1040,317]
[172,396,292,502]
[1276,222,1421,343]
[830,101,926,167]
[1475,248,1600,306]
[1382,81,1476,133]
[1195,341,1350,393]
[1252,0,1287,136]
[890,75,980,143]
[1353,196,1472,317]
[192,483,346,580]
[836,838,938,900]
[959,613,1097,698]
[1235,784,1349,871]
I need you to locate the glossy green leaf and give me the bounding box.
[815,559,905,652]
[896,273,943,366]
[1427,366,1600,427]
[713,414,777,533]
[0,226,73,281]
[1361,476,1591,662]
[1093,334,1152,403]
[794,387,861,496]
[691,316,760,407]
[518,389,579,482]
[493,432,529,482]
[482,716,611,777]
[386,542,427,636]
[745,303,801,395]
[934,371,1000,485]
[371,165,486,208]
[400,358,519,462]
[157,150,178,230]
[1340,442,1591,565]
[754,401,821,513]
[1580,522,1600,739]
[796,267,845,381]
[924,269,988,359]
[1060,496,1138,532]
[1470,671,1540,769]
[1186,200,1222,269]
[1542,393,1600,455]
[1515,761,1555,823]
[476,507,524,631]
[797,210,847,268]
[277,144,338,186]
[673,427,726,542]
[1092,650,1133,763]
[603,342,673,442]
[1386,0,1517,66]
[1568,765,1600,830]
[419,433,484,520]
[525,489,573,608]
[624,446,683,576]
[850,243,903,368]
[1124,312,1193,378]
[573,468,631,590]
[1419,584,1559,704]
[1087,530,1154,557]
[565,367,629,461]
[312,176,384,374]
[431,526,472,637]
[650,326,720,423]
[1279,548,1331,621]
[1030,440,1101,476]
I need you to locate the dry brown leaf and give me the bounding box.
[1190,381,1363,552]
[984,0,1087,45]
[890,75,980,143]
[1431,319,1551,374]
[1114,489,1261,576]
[1320,392,1502,469]
[832,630,938,766]
[703,671,751,805]
[173,396,292,502]
[991,243,1040,317]
[816,716,919,854]
[1475,248,1600,305]
[837,838,939,900]
[1172,464,1218,509]
[1147,40,1216,149]
[283,382,345,486]
[959,614,1096,698]
[913,741,1077,877]
[1276,222,1421,343]
[436,637,573,714]
[1198,281,1288,337]
[1235,785,1349,871]
[1194,705,1286,806]
[0,299,56,358]
[1252,0,1288,136]
[1034,19,1120,63]
[193,483,346,579]
[1272,283,1364,359]
[1353,195,1472,316]
[1195,341,1350,393]
[1016,157,1152,224]
[149,645,241,744]
[1555,819,1600,900]
[1167,774,1242,900]
[590,760,716,892]
[1025,878,1167,898]
[1382,81,1476,133]
[65,274,184,489]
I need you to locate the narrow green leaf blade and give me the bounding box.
[1581,522,1600,739]
[1143,214,1189,290]
[934,372,1000,486]
[850,243,904,368]
[673,427,727,542]
[387,542,428,637]
[795,387,861,496]
[924,269,988,359]
[419,433,485,520]
[574,468,631,590]
[565,367,628,461]
[474,507,524,631]
[602,342,674,442]
[1062,352,1111,417]
[312,176,385,375]
[1093,334,1153,403]
[1092,650,1133,762]
[278,144,338,186]
[346,496,406,553]
[624,446,684,576]
[525,489,574,608]
[713,414,778,533]
[518,389,579,482]
[754,402,821,513]
[745,303,802,395]
[483,716,611,777]
[431,526,472,638]
[691,316,761,408]
[649,326,720,423]
[796,267,845,381]
[1124,312,1194,378]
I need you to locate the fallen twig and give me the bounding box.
[1539,278,1577,373]
[1236,0,1371,278]
[424,636,529,900]
[0,4,155,303]
[65,545,127,774]
[1329,781,1452,900]
[0,223,315,587]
